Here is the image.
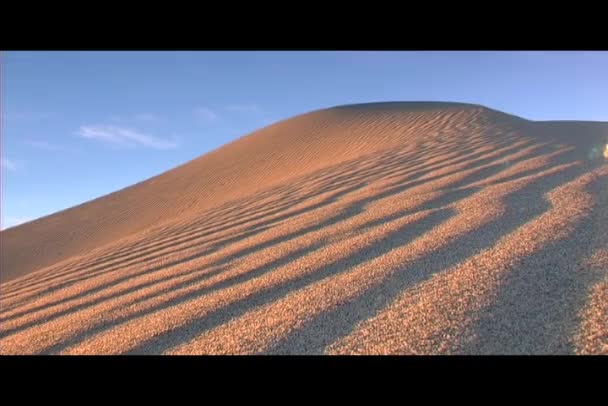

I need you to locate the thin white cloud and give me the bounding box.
[1,216,33,230]
[25,140,78,153]
[226,104,262,114]
[1,158,17,171]
[78,125,178,150]
[194,107,218,122]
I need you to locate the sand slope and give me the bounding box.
[1,102,606,355]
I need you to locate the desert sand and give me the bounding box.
[0,101,606,355]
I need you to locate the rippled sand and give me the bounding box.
[1,102,606,355]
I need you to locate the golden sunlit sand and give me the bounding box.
[1,102,606,355]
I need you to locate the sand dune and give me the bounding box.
[1,101,606,355]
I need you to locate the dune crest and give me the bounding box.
[1,102,606,355]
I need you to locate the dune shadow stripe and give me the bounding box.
[264,160,596,354]
[125,208,455,354]
[458,173,608,355]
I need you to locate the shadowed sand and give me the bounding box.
[1,101,606,355]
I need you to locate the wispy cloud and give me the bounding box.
[1,158,17,171]
[78,125,178,150]
[25,140,79,153]
[1,216,33,230]
[194,107,218,122]
[226,104,262,114]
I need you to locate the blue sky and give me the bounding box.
[2,51,607,229]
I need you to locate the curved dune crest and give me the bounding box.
[1,102,606,355]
